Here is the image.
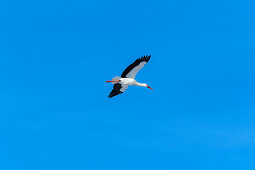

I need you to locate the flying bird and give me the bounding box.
[106,55,153,98]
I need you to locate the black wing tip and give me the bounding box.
[139,55,151,62]
[108,94,114,98]
[108,92,123,98]
[121,55,151,78]
[108,83,123,98]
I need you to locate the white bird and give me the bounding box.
[106,55,153,98]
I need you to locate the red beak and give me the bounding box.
[147,86,154,90]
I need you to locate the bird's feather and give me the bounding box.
[108,83,128,98]
[121,55,151,78]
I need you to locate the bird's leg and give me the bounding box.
[106,80,120,83]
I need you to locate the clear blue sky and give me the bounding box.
[1,0,255,169]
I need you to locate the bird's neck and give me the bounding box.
[136,82,147,87]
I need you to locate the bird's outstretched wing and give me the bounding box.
[121,55,151,78]
[108,83,128,98]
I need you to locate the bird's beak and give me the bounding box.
[147,86,154,90]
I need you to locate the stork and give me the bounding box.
[106,55,153,98]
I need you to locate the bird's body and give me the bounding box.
[106,55,153,98]
[119,78,139,86]
[111,77,148,86]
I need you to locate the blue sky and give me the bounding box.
[1,0,255,169]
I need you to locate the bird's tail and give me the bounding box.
[111,76,121,84]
